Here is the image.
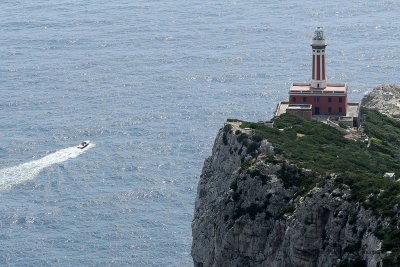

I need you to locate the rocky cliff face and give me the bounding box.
[192,121,386,266]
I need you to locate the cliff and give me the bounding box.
[192,86,400,267]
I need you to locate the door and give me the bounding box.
[315,107,320,115]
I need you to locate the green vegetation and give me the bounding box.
[339,122,348,129]
[233,199,271,221]
[237,132,249,144]
[223,124,233,133]
[375,227,400,252]
[247,169,270,185]
[229,178,238,192]
[240,109,400,213]
[382,253,400,267]
[363,109,400,158]
[343,241,362,253]
[278,203,296,218]
[239,108,400,259]
[222,133,228,145]
[246,141,260,154]
[222,124,233,145]
[278,162,312,188]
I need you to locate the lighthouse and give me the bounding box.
[281,27,351,117]
[311,27,327,89]
[275,27,360,127]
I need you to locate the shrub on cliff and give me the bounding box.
[240,109,400,261]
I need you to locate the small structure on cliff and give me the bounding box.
[275,27,360,127]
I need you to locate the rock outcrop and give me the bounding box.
[191,122,384,267]
[361,84,400,118]
[191,86,400,266]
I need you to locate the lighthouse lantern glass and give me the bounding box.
[314,29,324,40]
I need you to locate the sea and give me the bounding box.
[0,1,399,266]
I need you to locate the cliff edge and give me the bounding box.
[192,85,400,267]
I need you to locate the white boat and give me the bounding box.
[77,140,90,149]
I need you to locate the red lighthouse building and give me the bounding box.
[288,27,348,116]
[275,27,360,127]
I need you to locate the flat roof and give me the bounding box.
[290,83,347,94]
[287,104,312,110]
[346,102,359,118]
[274,101,289,117]
[274,102,312,117]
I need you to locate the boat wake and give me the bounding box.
[0,143,94,191]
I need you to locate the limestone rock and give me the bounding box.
[361,84,400,118]
[191,121,385,267]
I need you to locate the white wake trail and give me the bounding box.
[0,143,94,191]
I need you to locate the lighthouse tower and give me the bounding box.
[311,27,327,89]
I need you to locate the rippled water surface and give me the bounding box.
[1,1,400,266]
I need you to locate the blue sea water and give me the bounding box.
[0,1,400,266]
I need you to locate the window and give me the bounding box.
[339,97,342,103]
[328,97,332,103]
[303,97,307,102]
[314,97,319,103]
[292,97,296,102]
[339,107,342,113]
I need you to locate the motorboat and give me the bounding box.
[77,140,90,149]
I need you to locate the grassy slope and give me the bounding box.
[240,108,400,265]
